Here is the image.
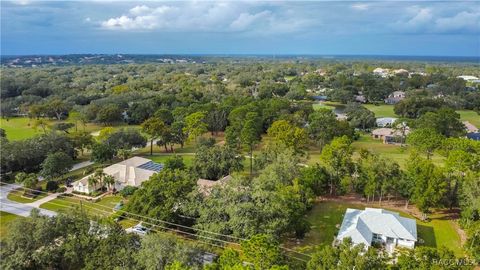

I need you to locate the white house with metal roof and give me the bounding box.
[337,208,417,252]
[376,117,398,127]
[73,156,163,194]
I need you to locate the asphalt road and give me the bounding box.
[0,184,56,217]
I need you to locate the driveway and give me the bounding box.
[0,184,56,217]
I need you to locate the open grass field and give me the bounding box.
[457,110,480,127]
[0,117,139,141]
[40,195,122,216]
[143,154,195,167]
[363,104,397,118]
[291,201,463,256]
[0,211,22,240]
[7,188,49,203]
[39,195,137,228]
[351,133,445,168]
[0,117,46,140]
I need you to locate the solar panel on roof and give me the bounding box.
[137,161,164,172]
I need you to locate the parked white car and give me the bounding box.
[125,223,150,236]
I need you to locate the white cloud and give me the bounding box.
[392,5,480,34]
[434,11,480,33]
[230,11,272,31]
[351,4,369,11]
[98,2,309,34]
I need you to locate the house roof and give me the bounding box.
[197,175,232,195]
[74,157,163,190]
[463,121,478,133]
[376,117,398,126]
[372,128,394,136]
[458,75,479,81]
[337,208,417,245]
[467,132,480,141]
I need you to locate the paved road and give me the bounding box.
[0,184,56,217]
[70,161,94,172]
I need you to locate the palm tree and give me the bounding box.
[93,169,106,189]
[103,175,115,192]
[87,175,99,192]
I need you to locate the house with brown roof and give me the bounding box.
[372,127,410,144]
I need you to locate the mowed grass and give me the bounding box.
[0,117,138,141]
[0,117,46,140]
[0,211,23,240]
[40,195,122,216]
[7,188,49,203]
[351,133,445,168]
[143,154,195,167]
[293,201,463,256]
[457,110,480,127]
[363,104,397,118]
[40,195,138,229]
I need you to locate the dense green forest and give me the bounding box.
[1,58,479,269]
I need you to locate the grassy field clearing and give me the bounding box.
[362,104,397,118]
[39,195,137,228]
[351,133,445,168]
[457,110,480,127]
[292,201,463,256]
[0,117,138,141]
[0,117,45,140]
[7,188,49,203]
[0,211,23,240]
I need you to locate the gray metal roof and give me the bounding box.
[337,208,417,246]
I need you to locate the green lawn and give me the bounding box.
[7,188,49,203]
[457,110,480,127]
[0,211,22,240]
[0,117,47,140]
[351,133,445,168]
[143,154,195,167]
[363,104,397,118]
[40,195,139,229]
[0,117,138,141]
[40,195,121,216]
[292,201,463,256]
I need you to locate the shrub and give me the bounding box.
[56,187,67,193]
[119,186,138,197]
[46,181,59,192]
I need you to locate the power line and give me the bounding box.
[1,182,311,261]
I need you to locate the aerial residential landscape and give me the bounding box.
[1,1,479,269]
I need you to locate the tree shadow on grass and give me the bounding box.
[417,224,436,248]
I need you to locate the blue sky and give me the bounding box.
[1,1,479,56]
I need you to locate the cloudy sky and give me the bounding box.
[1,1,479,56]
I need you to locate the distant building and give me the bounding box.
[197,175,232,196]
[336,208,417,252]
[372,127,409,144]
[376,117,398,127]
[73,157,163,194]
[393,69,409,76]
[463,121,479,133]
[384,91,406,104]
[373,68,390,78]
[458,75,479,82]
[355,95,366,103]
